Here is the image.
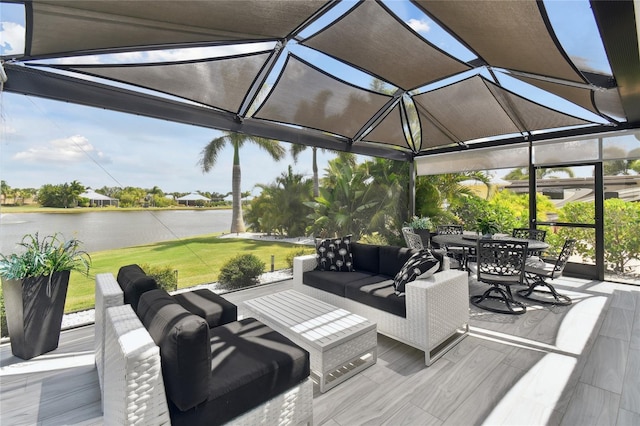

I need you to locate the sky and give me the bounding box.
[0,0,613,195]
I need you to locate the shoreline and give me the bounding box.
[1,205,232,214]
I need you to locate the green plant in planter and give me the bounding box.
[0,233,91,359]
[405,216,433,231]
[0,233,91,277]
[405,216,434,247]
[475,217,500,237]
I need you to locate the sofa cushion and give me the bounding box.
[378,246,418,277]
[303,270,387,297]
[116,264,158,311]
[169,318,310,426]
[393,250,440,296]
[351,242,380,274]
[344,278,406,317]
[173,289,237,328]
[315,235,354,272]
[137,289,211,412]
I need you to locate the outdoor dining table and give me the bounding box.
[431,233,550,270]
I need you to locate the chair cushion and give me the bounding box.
[303,270,384,297]
[315,235,354,272]
[116,264,159,312]
[137,289,211,412]
[173,289,237,328]
[393,250,440,295]
[378,246,418,277]
[345,278,406,317]
[351,242,380,274]
[169,318,310,426]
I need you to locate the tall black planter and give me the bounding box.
[2,270,70,360]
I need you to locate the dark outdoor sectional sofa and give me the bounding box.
[95,264,313,425]
[293,242,470,365]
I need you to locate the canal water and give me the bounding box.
[0,209,233,254]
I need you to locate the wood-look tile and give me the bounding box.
[632,298,640,350]
[580,335,629,394]
[620,348,640,414]
[2,278,640,426]
[361,340,428,383]
[442,363,522,425]
[410,345,506,420]
[486,352,580,424]
[609,289,637,311]
[617,408,640,426]
[381,401,442,426]
[561,382,620,426]
[331,358,451,425]
[600,307,634,341]
[312,374,380,425]
[443,333,515,364]
[315,419,341,426]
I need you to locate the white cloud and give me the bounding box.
[13,135,111,164]
[0,21,25,55]
[407,18,430,34]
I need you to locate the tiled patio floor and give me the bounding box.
[1,277,638,425]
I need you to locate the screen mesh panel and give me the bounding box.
[486,82,591,131]
[414,0,586,83]
[513,75,599,115]
[302,1,469,90]
[363,104,410,149]
[413,76,521,142]
[62,53,270,113]
[533,139,599,165]
[28,0,330,57]
[254,55,392,139]
[603,131,640,159]
[416,143,530,175]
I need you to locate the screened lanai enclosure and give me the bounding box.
[2,0,640,282]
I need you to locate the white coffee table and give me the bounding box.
[243,289,377,392]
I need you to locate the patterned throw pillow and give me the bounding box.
[315,235,354,272]
[393,250,440,296]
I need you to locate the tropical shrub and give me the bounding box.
[284,247,316,269]
[558,199,640,273]
[245,166,313,237]
[218,254,265,289]
[307,158,408,244]
[139,263,178,292]
[359,232,388,246]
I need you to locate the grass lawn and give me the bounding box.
[65,235,314,312]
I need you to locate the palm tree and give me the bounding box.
[290,145,356,198]
[505,167,575,180]
[199,131,285,233]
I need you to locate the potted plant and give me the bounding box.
[0,233,91,359]
[475,217,500,238]
[405,216,433,247]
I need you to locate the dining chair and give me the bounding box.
[470,239,529,315]
[402,227,424,250]
[518,239,576,306]
[512,228,547,256]
[512,228,546,241]
[435,225,465,269]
